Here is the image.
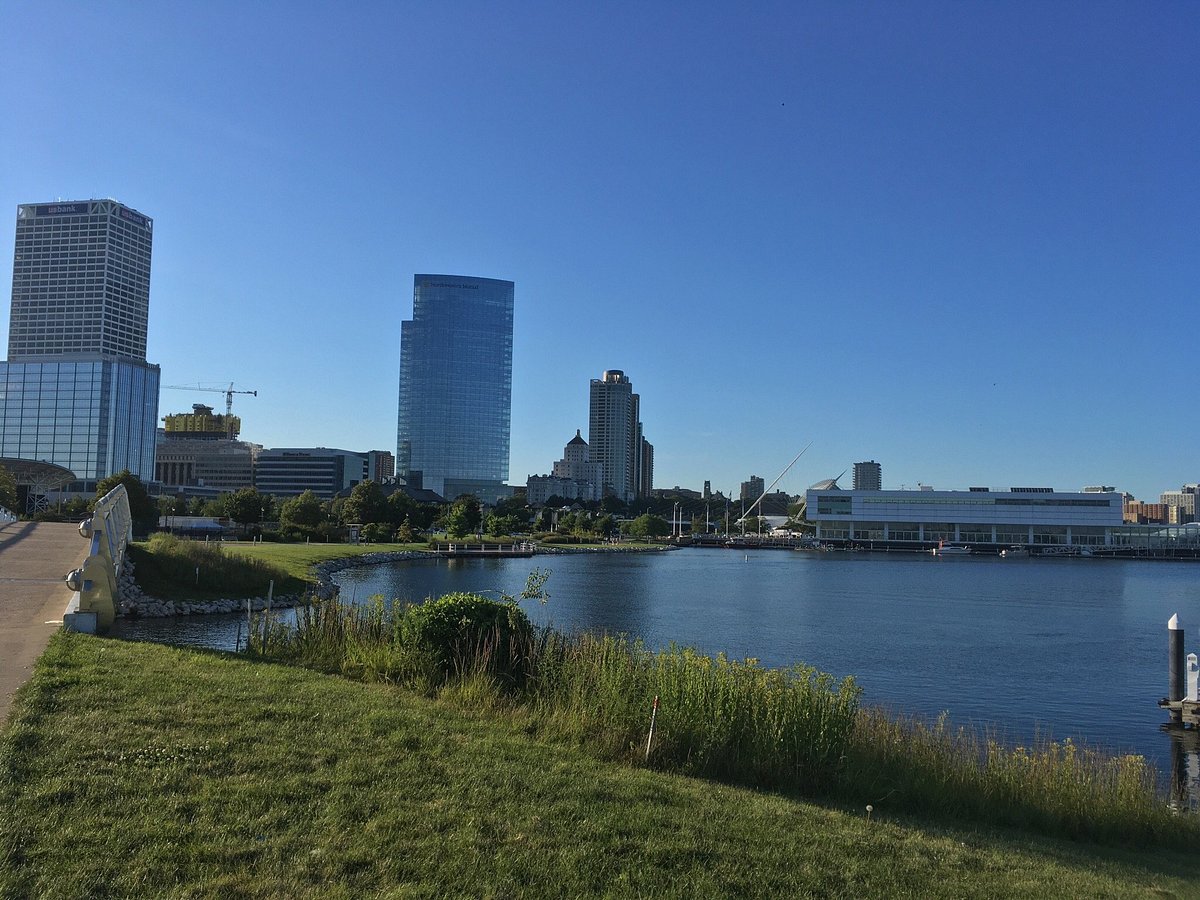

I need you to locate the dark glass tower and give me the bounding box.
[397,275,513,501]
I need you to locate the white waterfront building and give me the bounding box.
[805,485,1124,548]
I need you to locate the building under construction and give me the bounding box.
[162,404,241,440]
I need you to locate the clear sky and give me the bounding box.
[2,2,1196,501]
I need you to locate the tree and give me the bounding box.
[625,513,669,539]
[342,480,388,525]
[484,513,522,537]
[224,487,267,529]
[95,470,158,535]
[0,462,17,513]
[385,489,414,526]
[280,490,325,529]
[600,495,627,515]
[445,495,482,539]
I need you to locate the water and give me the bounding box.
[112,547,1200,775]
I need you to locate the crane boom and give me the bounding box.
[162,383,258,439]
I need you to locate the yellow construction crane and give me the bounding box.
[163,382,258,439]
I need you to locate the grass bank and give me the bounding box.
[1,633,1194,898]
[254,594,1200,850]
[128,534,305,601]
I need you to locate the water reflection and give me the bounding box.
[1167,730,1200,811]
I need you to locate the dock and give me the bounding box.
[1159,699,1200,729]
[436,542,537,559]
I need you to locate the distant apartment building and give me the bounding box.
[740,475,765,502]
[853,460,882,491]
[368,450,395,483]
[397,274,513,502]
[0,200,160,491]
[1160,485,1199,524]
[588,370,651,503]
[1124,500,1168,525]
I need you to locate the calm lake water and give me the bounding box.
[112,547,1200,780]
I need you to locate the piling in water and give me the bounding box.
[1169,613,1184,725]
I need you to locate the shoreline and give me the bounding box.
[118,542,676,618]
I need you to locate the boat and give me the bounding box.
[931,541,971,556]
[1000,545,1029,558]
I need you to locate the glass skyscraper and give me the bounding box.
[1,199,160,492]
[397,275,513,501]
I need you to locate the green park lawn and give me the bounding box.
[0,633,1194,899]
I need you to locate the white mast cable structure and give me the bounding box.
[736,441,814,527]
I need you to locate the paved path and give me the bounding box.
[0,522,88,725]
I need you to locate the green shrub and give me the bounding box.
[404,592,532,677]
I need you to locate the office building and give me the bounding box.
[0,200,159,492]
[397,275,513,502]
[853,460,882,491]
[588,369,651,503]
[155,434,259,494]
[255,447,374,499]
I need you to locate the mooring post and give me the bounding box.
[1187,652,1198,703]
[1169,613,1185,725]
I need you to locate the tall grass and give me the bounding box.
[251,595,860,790]
[526,632,860,789]
[845,707,1187,845]
[130,533,297,600]
[248,592,1200,848]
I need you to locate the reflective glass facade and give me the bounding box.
[397,275,513,500]
[0,357,160,489]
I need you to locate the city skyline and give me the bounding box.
[2,4,1196,500]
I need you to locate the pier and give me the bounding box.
[436,542,536,559]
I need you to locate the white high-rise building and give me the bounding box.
[588,370,651,503]
[1,200,160,493]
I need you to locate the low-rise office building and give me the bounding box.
[255,447,375,499]
[805,485,1124,548]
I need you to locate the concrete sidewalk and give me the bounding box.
[0,521,88,725]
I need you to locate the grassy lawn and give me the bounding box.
[210,541,431,583]
[0,633,1194,898]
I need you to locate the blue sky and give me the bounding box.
[2,2,1196,500]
